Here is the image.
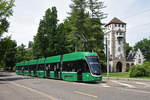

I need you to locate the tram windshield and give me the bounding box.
[86,56,101,75]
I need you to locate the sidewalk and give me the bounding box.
[103,77,150,82]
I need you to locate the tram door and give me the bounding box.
[77,68,82,81]
[54,63,59,79]
[33,65,36,76]
[77,61,82,81]
[29,66,31,76]
[46,64,50,78]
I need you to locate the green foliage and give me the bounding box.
[28,41,33,48]
[15,44,26,62]
[0,0,14,68]
[0,37,17,70]
[32,1,106,68]
[0,18,9,37]
[67,0,106,67]
[69,0,87,51]
[54,23,68,55]
[134,38,150,61]
[88,0,106,19]
[24,49,34,61]
[15,44,34,63]
[0,0,14,37]
[126,43,132,57]
[103,72,129,78]
[129,62,150,77]
[4,38,17,70]
[63,18,78,52]
[33,7,59,58]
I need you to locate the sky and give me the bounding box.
[6,0,150,47]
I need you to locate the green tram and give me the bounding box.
[16,52,102,82]
[16,62,24,75]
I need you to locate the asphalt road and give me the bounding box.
[0,72,150,100]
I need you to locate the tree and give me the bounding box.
[88,0,106,19]
[134,38,150,61]
[0,0,14,67]
[87,0,106,69]
[67,0,106,67]
[0,37,16,70]
[62,18,76,52]
[33,7,58,58]
[3,37,17,70]
[0,0,14,37]
[54,23,68,55]
[24,49,34,61]
[126,43,132,57]
[15,44,34,63]
[15,44,27,62]
[69,0,87,51]
[28,41,33,48]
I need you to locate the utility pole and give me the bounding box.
[105,33,109,77]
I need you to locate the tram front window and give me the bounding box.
[86,56,101,75]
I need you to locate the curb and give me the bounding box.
[103,77,150,82]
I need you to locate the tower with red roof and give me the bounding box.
[105,17,126,72]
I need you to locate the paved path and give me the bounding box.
[0,72,150,100]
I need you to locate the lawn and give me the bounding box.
[102,72,150,79]
[102,72,129,78]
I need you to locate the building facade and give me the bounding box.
[126,49,145,66]
[105,17,126,72]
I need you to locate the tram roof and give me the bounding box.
[18,61,25,66]
[16,63,20,66]
[24,61,29,65]
[46,55,61,64]
[38,58,45,64]
[29,59,37,65]
[16,52,98,65]
[62,52,98,62]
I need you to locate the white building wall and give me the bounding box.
[134,49,145,65]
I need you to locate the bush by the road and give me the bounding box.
[129,62,150,77]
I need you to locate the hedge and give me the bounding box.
[129,62,150,77]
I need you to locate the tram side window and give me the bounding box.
[63,61,74,72]
[38,64,45,71]
[16,66,18,70]
[62,60,89,72]
[45,64,49,70]
[20,66,22,71]
[16,66,21,70]
[50,63,55,71]
[45,63,57,71]
[30,65,35,71]
[24,66,28,70]
[29,65,31,71]
[80,60,90,73]
[17,66,21,70]
[33,65,36,70]
[21,66,23,71]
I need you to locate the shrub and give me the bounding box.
[129,62,150,77]
[142,62,150,76]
